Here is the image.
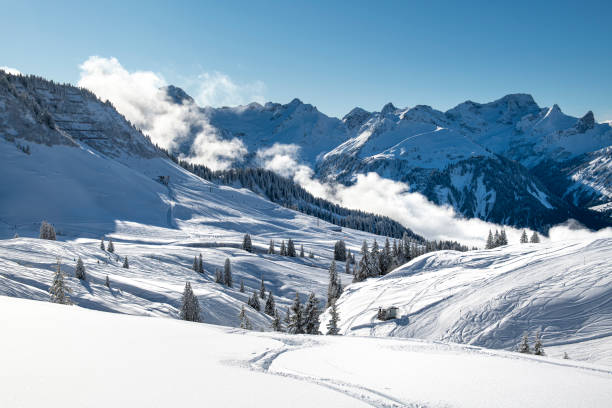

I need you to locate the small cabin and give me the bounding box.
[377,306,399,321]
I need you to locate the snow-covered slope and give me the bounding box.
[321,238,612,366]
[2,296,611,408]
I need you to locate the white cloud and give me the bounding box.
[77,56,247,170]
[194,71,265,107]
[0,66,21,75]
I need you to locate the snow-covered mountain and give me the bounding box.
[159,85,611,231]
[320,238,612,366]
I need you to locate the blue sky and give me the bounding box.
[2,0,611,120]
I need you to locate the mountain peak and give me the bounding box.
[575,110,595,132]
[381,102,398,115]
[343,107,372,130]
[162,85,194,105]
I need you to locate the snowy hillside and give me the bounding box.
[321,238,612,366]
[2,296,611,408]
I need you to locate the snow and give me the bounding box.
[321,239,612,367]
[2,295,611,408]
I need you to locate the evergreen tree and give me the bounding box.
[268,239,275,255]
[493,230,501,248]
[259,276,266,299]
[122,256,129,269]
[300,245,305,257]
[287,292,304,334]
[308,251,314,259]
[215,268,223,283]
[271,309,282,332]
[284,306,291,328]
[369,240,381,277]
[326,300,340,335]
[264,291,276,316]
[533,331,545,356]
[75,256,86,280]
[563,352,570,360]
[100,238,105,251]
[530,231,540,243]
[107,239,114,253]
[280,240,287,256]
[355,241,370,282]
[499,229,508,246]
[223,258,233,288]
[402,232,412,261]
[105,275,110,288]
[198,253,204,274]
[327,260,341,307]
[303,292,321,334]
[334,240,347,261]
[49,260,71,304]
[287,239,296,257]
[239,305,252,330]
[518,332,531,353]
[248,290,261,311]
[39,221,56,240]
[179,282,201,322]
[242,233,253,253]
[345,259,351,275]
[486,230,495,249]
[520,230,529,243]
[192,255,198,272]
[380,238,392,275]
[239,279,245,293]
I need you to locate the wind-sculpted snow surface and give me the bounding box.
[321,239,612,366]
[1,296,611,408]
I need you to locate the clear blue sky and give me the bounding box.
[2,0,611,120]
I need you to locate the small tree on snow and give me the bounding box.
[39,221,56,240]
[268,239,275,255]
[49,260,71,305]
[122,256,129,269]
[518,332,531,354]
[179,282,201,322]
[520,230,529,243]
[239,279,245,293]
[303,292,321,335]
[74,257,86,280]
[534,331,545,356]
[326,300,340,335]
[223,258,233,288]
[300,245,305,257]
[239,306,252,330]
[530,231,540,243]
[192,256,198,271]
[259,276,266,299]
[107,239,115,253]
[105,275,110,288]
[563,352,570,360]
[287,239,296,257]
[280,240,286,256]
[242,233,253,253]
[287,292,304,334]
[215,268,223,283]
[100,238,105,250]
[248,291,261,311]
[271,309,282,332]
[264,291,276,316]
[198,253,204,274]
[486,230,495,249]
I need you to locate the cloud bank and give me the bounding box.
[77,56,248,170]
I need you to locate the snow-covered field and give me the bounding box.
[323,238,612,366]
[1,295,611,408]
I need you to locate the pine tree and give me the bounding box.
[520,230,529,243]
[300,245,305,257]
[100,238,105,251]
[75,256,86,280]
[499,229,508,246]
[493,230,501,248]
[334,240,347,261]
[239,279,245,293]
[248,290,261,311]
[107,239,114,253]
[327,260,341,307]
[287,239,296,257]
[308,251,314,259]
[280,240,287,256]
[105,275,110,288]
[122,256,129,269]
[533,331,545,356]
[259,276,266,299]
[198,253,204,274]
[326,300,340,335]
[355,241,370,282]
[287,292,304,334]
[239,305,252,330]
[268,239,275,255]
[215,268,223,283]
[530,231,540,243]
[223,258,233,288]
[284,306,291,328]
[39,221,56,240]
[49,260,71,304]
[271,309,282,332]
[345,259,351,275]
[179,282,201,322]
[518,332,531,353]
[192,255,198,271]
[486,230,495,249]
[242,233,253,253]
[303,292,321,334]
[264,291,276,316]
[369,240,380,277]
[563,352,570,360]
[380,238,392,275]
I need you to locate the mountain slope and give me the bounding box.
[320,238,612,366]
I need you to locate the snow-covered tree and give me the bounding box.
[326,300,340,335]
[300,245,305,257]
[520,230,529,243]
[105,275,110,288]
[486,230,495,249]
[107,239,114,253]
[247,290,261,311]
[268,239,275,255]
[49,260,71,304]
[264,291,276,316]
[534,331,545,356]
[242,233,253,253]
[280,240,287,256]
[287,292,304,334]
[271,309,282,332]
[563,352,570,360]
[100,238,105,251]
[493,230,501,247]
[499,229,508,246]
[223,258,233,288]
[308,251,314,259]
[39,221,56,240]
[259,276,266,299]
[192,255,198,271]
[354,241,370,282]
[179,282,201,322]
[303,292,321,335]
[239,306,252,330]
[380,238,392,275]
[345,260,351,275]
[75,256,86,280]
[530,231,540,243]
[518,332,531,353]
[239,279,245,293]
[198,253,204,274]
[370,240,380,276]
[287,239,296,257]
[334,240,347,261]
[327,260,342,307]
[122,256,129,269]
[215,268,223,283]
